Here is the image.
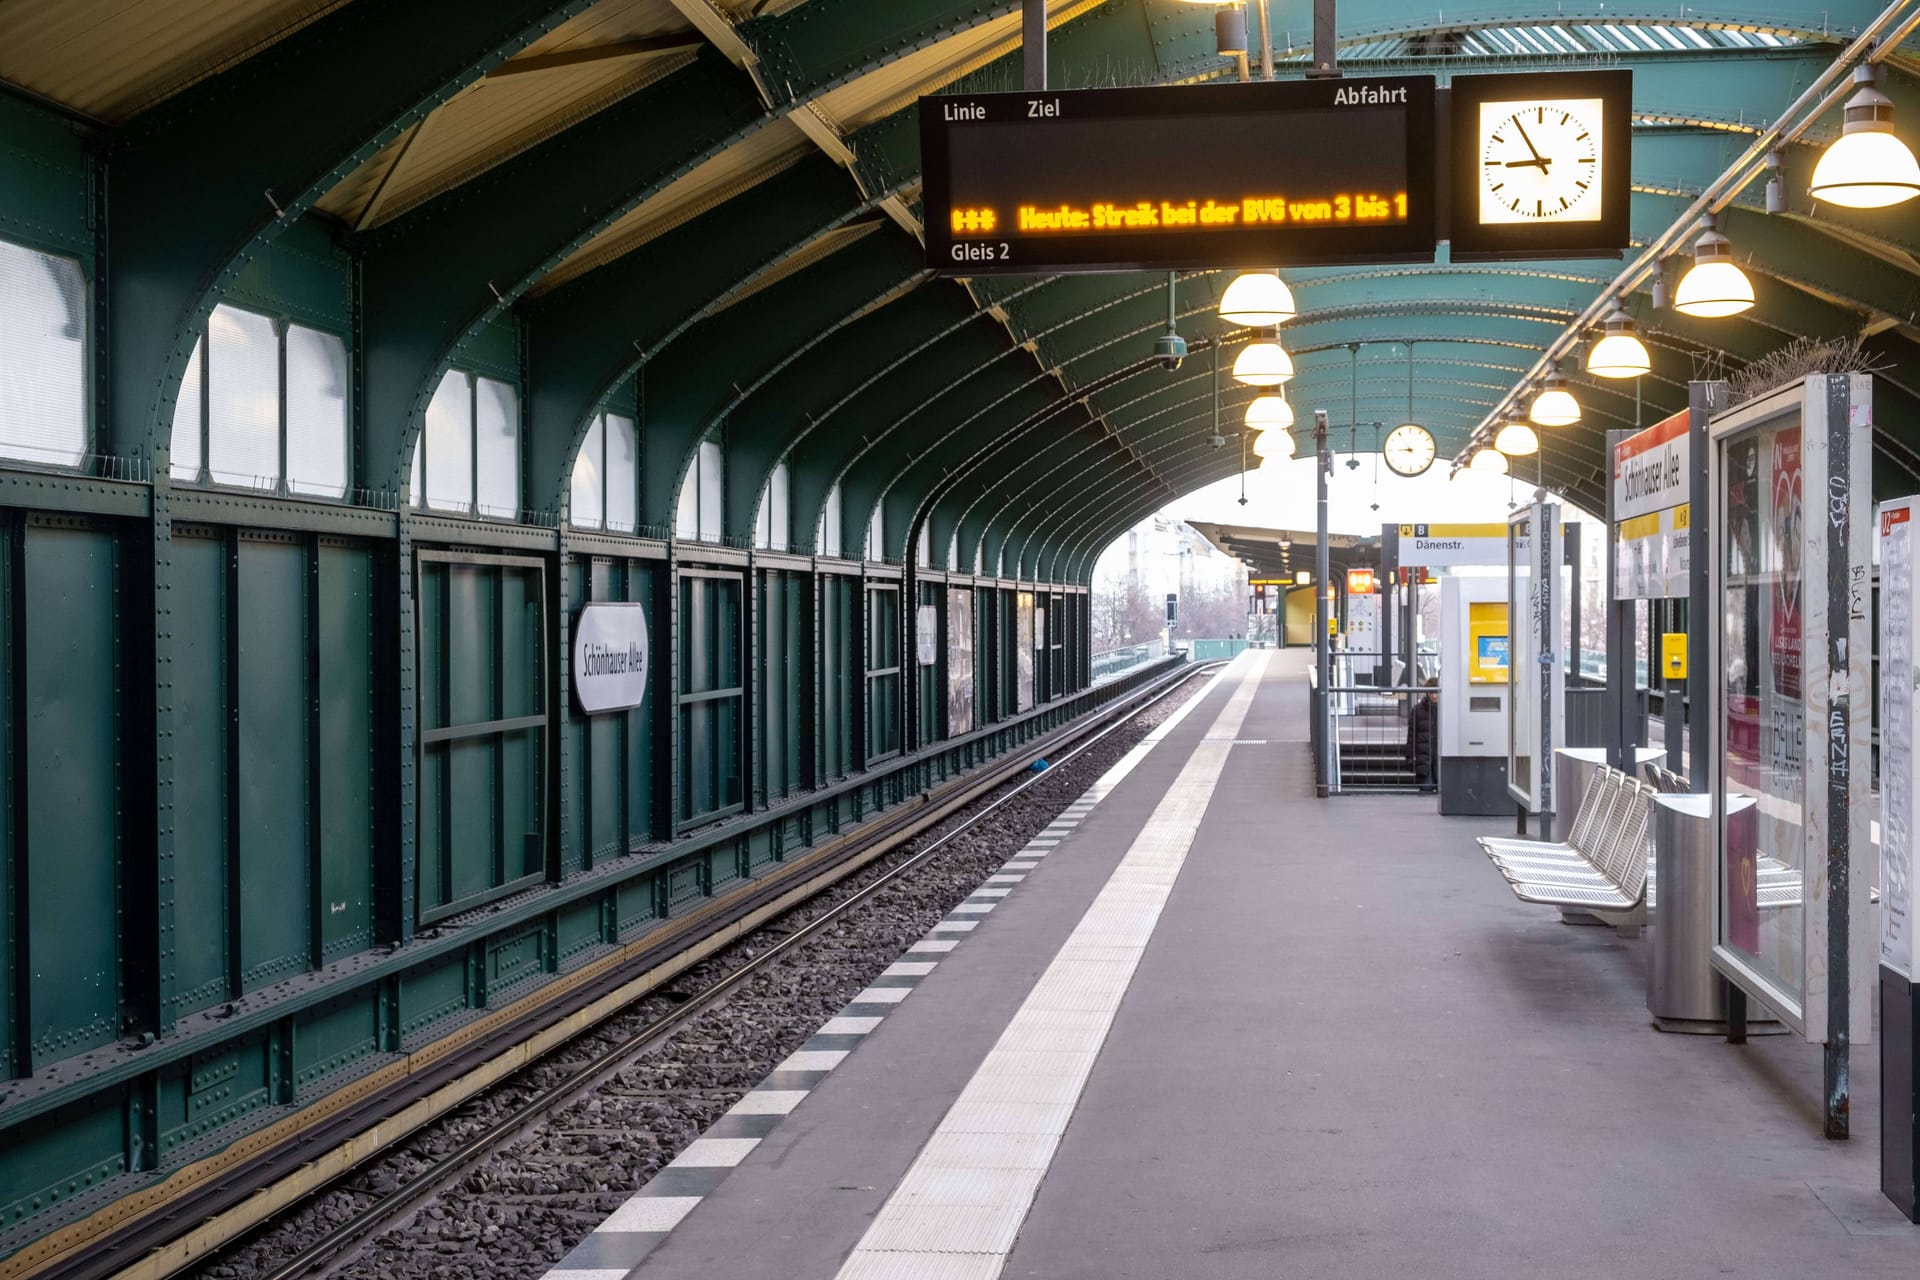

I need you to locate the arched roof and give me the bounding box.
[2,0,1915,577]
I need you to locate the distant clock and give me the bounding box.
[1383,423,1436,477]
[1476,97,1605,226]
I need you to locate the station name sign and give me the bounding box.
[573,602,650,715]
[1611,410,1691,600]
[919,69,1629,274]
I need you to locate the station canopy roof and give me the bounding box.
[1188,520,1375,582]
[5,0,1919,576]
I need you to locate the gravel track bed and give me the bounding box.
[190,673,1205,1280]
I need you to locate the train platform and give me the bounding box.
[545,649,1920,1280]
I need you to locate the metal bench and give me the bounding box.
[1478,768,1653,927]
[1480,768,1624,875]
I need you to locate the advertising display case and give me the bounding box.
[1708,375,1872,1050]
[1507,501,1565,815]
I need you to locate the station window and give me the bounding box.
[864,506,885,562]
[866,584,902,760]
[168,304,349,497]
[0,238,87,469]
[756,461,790,551]
[569,409,638,532]
[820,482,844,558]
[674,438,722,542]
[917,523,931,569]
[409,368,521,517]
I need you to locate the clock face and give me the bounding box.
[1477,97,1604,226]
[1383,423,1436,478]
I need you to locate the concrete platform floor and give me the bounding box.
[611,651,1920,1279]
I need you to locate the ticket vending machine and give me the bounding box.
[1439,575,1511,815]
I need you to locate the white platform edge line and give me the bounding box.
[832,652,1268,1278]
[536,658,1247,1280]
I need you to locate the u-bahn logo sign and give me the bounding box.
[573,602,649,715]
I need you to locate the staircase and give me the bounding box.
[1335,739,1419,790]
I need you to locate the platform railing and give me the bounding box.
[1091,642,1161,682]
[1322,682,1439,795]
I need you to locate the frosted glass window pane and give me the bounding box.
[0,240,87,468]
[410,440,423,508]
[698,439,722,542]
[866,507,884,561]
[606,412,637,533]
[949,532,963,572]
[821,483,842,557]
[675,462,699,539]
[424,370,472,513]
[756,486,771,547]
[475,376,518,517]
[285,325,347,498]
[769,462,789,552]
[208,304,280,490]
[170,336,204,482]
[917,522,930,568]
[571,414,604,529]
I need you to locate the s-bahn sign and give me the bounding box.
[919,69,1630,274]
[573,602,650,715]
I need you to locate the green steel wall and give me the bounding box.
[0,85,1113,1261]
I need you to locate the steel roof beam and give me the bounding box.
[103,0,599,462]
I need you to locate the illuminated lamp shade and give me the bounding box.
[1495,421,1539,456]
[1470,446,1508,475]
[1673,226,1754,318]
[1219,272,1297,326]
[1232,339,1294,387]
[1586,306,1650,379]
[1245,394,1294,429]
[1529,370,1581,427]
[1294,569,1312,586]
[1809,66,1920,209]
[1251,429,1292,460]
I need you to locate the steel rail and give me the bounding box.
[196,661,1224,1280]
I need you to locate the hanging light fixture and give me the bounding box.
[1470,446,1509,474]
[1528,366,1582,427]
[1495,421,1539,456]
[1232,332,1294,386]
[1673,221,1754,318]
[1586,305,1651,379]
[1245,394,1294,430]
[1218,271,1296,326]
[1250,428,1292,460]
[1810,63,1920,209]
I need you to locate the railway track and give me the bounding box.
[59,660,1215,1280]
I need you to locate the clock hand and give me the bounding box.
[1513,118,1549,168]
[1504,158,1550,169]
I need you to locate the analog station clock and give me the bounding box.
[1383,423,1436,477]
[1478,98,1604,225]
[1448,70,1629,259]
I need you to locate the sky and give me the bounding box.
[1161,444,1599,537]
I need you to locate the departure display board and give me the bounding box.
[920,77,1437,274]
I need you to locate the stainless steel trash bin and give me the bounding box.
[1647,793,1752,1032]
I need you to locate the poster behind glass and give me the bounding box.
[947,588,974,736]
[1016,592,1035,712]
[1719,415,1806,1009]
